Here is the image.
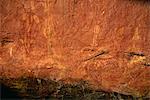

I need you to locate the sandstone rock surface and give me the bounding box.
[0,0,150,97]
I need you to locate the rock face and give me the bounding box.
[0,0,150,97]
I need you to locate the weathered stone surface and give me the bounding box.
[0,0,150,97]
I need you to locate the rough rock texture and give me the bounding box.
[0,0,150,97]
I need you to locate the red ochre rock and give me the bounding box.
[0,0,150,97]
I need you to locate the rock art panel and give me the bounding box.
[0,0,150,97]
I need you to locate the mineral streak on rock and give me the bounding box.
[0,0,150,98]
